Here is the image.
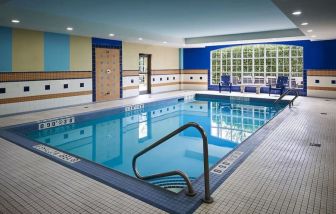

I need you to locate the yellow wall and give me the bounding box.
[12,29,44,71]
[122,42,179,70]
[70,36,92,71]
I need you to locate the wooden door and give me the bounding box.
[95,48,120,101]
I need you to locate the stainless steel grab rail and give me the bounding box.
[132,122,214,203]
[274,88,299,107]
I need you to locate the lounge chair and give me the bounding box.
[218,75,232,93]
[268,76,288,95]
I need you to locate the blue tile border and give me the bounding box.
[0,93,290,213]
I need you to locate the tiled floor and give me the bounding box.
[0,91,335,214]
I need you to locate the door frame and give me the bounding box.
[139,53,152,94]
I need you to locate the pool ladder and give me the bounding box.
[274,88,299,108]
[132,122,214,203]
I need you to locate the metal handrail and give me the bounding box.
[274,88,299,107]
[132,122,214,203]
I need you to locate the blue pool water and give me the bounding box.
[25,96,286,190]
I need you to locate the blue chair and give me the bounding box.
[218,75,232,93]
[269,76,288,95]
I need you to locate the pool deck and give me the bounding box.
[0,90,335,214]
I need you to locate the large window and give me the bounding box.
[210,44,303,88]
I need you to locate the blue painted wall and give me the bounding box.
[44,32,70,71]
[183,39,336,71]
[0,27,12,72]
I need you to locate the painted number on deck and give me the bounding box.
[38,117,75,130]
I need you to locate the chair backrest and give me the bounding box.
[242,76,253,84]
[221,75,231,85]
[232,76,240,85]
[276,76,288,88]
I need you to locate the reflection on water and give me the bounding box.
[210,102,278,143]
[26,98,284,181]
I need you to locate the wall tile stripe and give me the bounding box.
[151,69,180,75]
[307,86,336,91]
[181,82,207,85]
[0,27,12,72]
[0,90,92,104]
[307,70,336,76]
[0,71,92,82]
[44,32,70,71]
[151,82,180,87]
[181,69,208,74]
[123,86,139,90]
[123,70,139,77]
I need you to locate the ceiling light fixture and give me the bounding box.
[138,37,143,41]
[301,22,308,26]
[307,29,313,33]
[163,41,167,44]
[311,35,317,38]
[11,19,20,23]
[292,11,302,15]
[109,33,115,37]
[66,27,73,31]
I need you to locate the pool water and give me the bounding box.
[26,97,286,191]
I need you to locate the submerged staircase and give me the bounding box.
[149,176,196,193]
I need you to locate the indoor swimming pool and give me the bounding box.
[0,94,288,213]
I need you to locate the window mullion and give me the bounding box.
[276,46,278,78]
[241,46,243,84]
[264,46,266,84]
[230,49,233,83]
[252,47,255,84]
[289,46,292,88]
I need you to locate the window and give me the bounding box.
[210,44,303,88]
[80,83,84,87]
[24,86,30,92]
[64,84,68,89]
[0,88,5,94]
[45,85,50,90]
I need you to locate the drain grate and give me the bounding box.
[320,112,327,115]
[309,143,321,147]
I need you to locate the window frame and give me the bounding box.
[210,44,304,87]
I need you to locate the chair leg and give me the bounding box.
[218,83,221,93]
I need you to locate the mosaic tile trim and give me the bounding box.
[38,116,75,130]
[230,96,250,102]
[33,144,80,163]
[211,151,244,174]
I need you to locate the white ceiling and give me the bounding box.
[272,0,336,41]
[0,0,330,47]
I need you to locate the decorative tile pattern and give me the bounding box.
[33,144,80,163]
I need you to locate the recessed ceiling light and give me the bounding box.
[292,11,302,15]
[66,27,73,31]
[301,22,309,26]
[163,41,167,44]
[138,37,143,41]
[311,35,317,38]
[109,33,115,37]
[11,19,20,23]
[307,29,313,33]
